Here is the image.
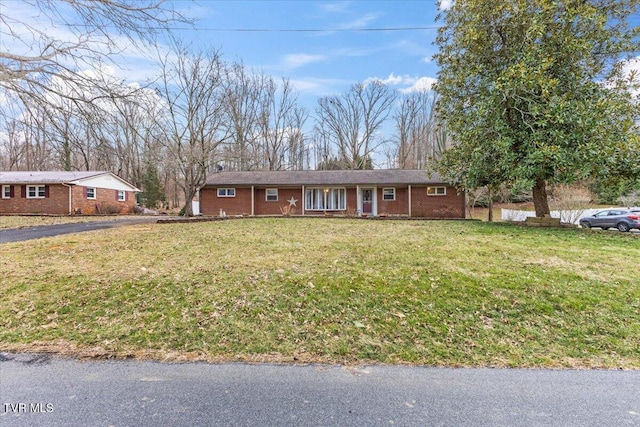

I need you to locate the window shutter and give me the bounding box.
[21,185,26,198]
[9,186,14,198]
[44,185,50,198]
[115,190,119,201]
[125,191,128,201]
[83,187,87,198]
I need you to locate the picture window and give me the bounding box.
[305,188,346,211]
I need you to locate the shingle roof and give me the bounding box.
[203,169,446,186]
[0,171,109,184]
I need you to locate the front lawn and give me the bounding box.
[1,218,638,368]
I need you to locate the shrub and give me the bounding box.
[98,203,122,215]
[550,184,593,224]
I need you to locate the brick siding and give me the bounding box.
[410,186,465,218]
[200,185,465,218]
[378,187,409,216]
[70,186,136,215]
[200,187,253,216]
[0,184,136,215]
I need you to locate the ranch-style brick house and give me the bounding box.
[199,169,466,218]
[0,171,140,215]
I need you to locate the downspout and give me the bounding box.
[62,183,72,215]
[301,185,305,216]
[408,185,412,218]
[251,186,255,216]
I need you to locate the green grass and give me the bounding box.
[1,218,639,368]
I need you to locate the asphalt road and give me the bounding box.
[0,217,159,244]
[1,353,639,427]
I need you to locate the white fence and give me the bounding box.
[501,208,610,224]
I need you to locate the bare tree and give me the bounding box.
[394,93,424,169]
[315,81,396,169]
[11,101,56,170]
[0,124,23,170]
[259,77,308,170]
[393,90,450,170]
[157,45,228,216]
[285,108,308,171]
[0,0,187,120]
[97,85,166,185]
[220,62,267,171]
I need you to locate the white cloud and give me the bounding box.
[367,74,437,93]
[379,73,404,85]
[318,2,352,14]
[439,0,454,11]
[366,73,413,86]
[338,12,379,30]
[400,76,437,93]
[289,77,348,97]
[282,53,327,69]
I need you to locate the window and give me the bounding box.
[427,186,446,196]
[382,188,396,201]
[1,185,11,199]
[305,188,346,211]
[27,185,46,199]
[117,190,126,202]
[265,188,278,202]
[217,188,236,197]
[86,187,96,199]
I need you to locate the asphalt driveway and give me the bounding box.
[0,217,159,244]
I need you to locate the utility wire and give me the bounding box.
[179,26,441,32]
[64,24,440,32]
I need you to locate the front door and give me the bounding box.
[362,189,373,214]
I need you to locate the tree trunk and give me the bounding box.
[532,178,551,217]
[487,187,494,222]
[183,187,196,217]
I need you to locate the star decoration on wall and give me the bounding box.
[287,197,298,207]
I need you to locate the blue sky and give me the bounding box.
[172,0,444,104]
[3,0,637,116]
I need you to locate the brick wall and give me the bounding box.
[200,187,253,216]
[377,187,410,216]
[0,184,136,215]
[71,186,136,215]
[254,188,304,215]
[200,185,466,218]
[411,186,465,218]
[0,184,69,214]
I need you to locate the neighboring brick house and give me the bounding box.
[199,170,465,218]
[0,171,140,215]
